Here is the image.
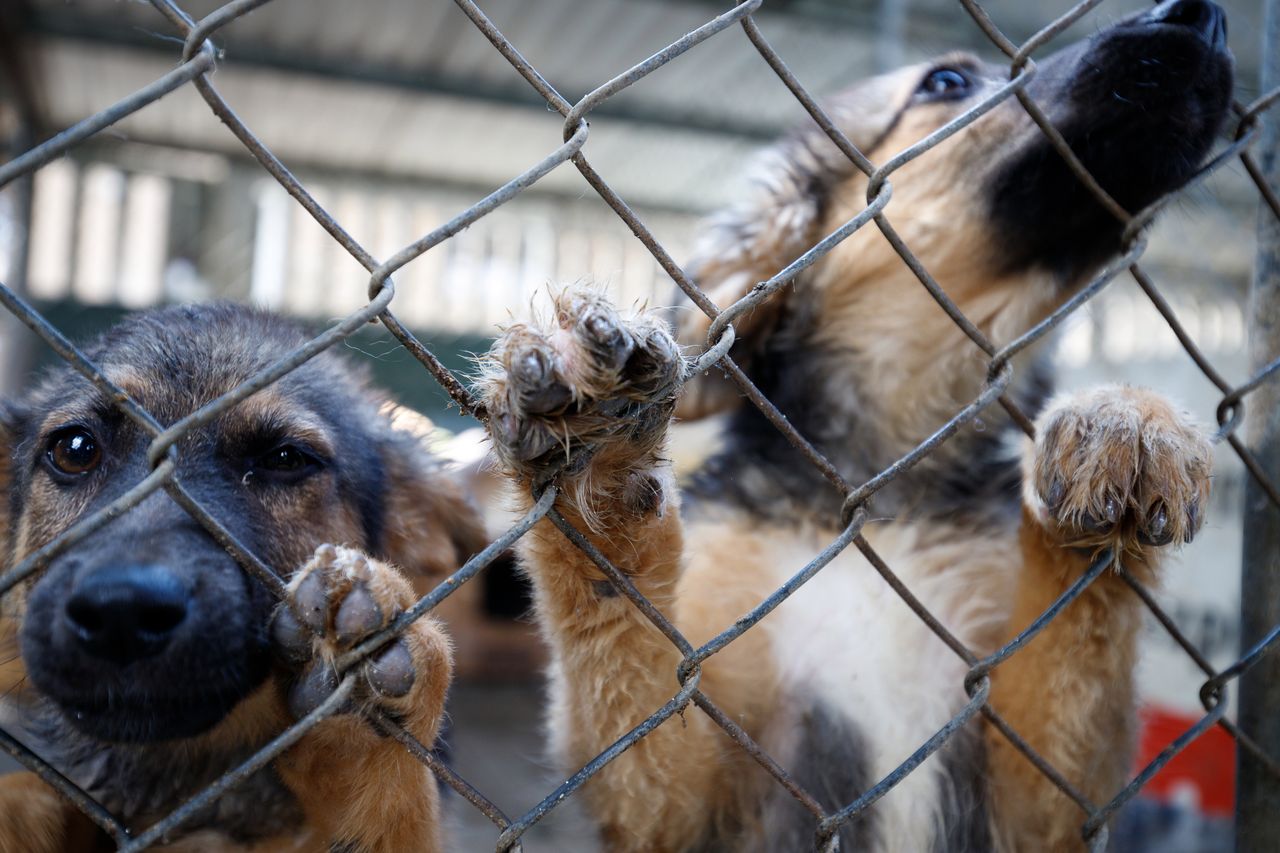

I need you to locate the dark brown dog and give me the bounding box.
[0,305,486,851]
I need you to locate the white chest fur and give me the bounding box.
[710,516,1016,851]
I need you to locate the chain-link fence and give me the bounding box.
[1,0,1278,850]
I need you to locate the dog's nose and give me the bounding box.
[1146,0,1227,48]
[65,566,189,664]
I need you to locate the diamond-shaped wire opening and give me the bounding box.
[0,0,1276,850]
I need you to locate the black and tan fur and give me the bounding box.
[478,2,1232,850]
[0,305,487,851]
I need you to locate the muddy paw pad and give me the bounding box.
[1030,387,1212,549]
[478,287,687,477]
[272,544,421,717]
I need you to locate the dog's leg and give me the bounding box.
[0,772,106,852]
[479,289,726,850]
[270,545,451,853]
[987,386,1211,851]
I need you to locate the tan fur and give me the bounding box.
[675,55,1054,426]
[381,456,486,581]
[679,59,1062,451]
[0,308,488,851]
[489,29,1225,846]
[0,772,101,853]
[1024,386,1213,558]
[274,547,452,853]
[988,388,1212,849]
[475,25,1226,830]
[487,287,1211,851]
[986,512,1143,852]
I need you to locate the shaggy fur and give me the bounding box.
[478,2,1232,850]
[0,305,487,851]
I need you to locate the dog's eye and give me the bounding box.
[250,444,323,483]
[46,427,102,478]
[917,67,972,99]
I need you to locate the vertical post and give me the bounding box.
[1237,0,1280,847]
[875,0,907,72]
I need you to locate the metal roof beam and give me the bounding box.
[25,8,782,142]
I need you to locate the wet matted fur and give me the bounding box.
[0,305,487,851]
[478,2,1232,851]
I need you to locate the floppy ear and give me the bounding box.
[375,426,490,582]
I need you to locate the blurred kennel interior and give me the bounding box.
[0,0,1276,849]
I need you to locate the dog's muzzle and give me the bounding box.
[1145,0,1227,50]
[986,0,1234,280]
[64,565,189,665]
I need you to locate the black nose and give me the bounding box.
[65,566,189,664]
[1147,0,1227,48]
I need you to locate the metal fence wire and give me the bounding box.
[1,0,1279,850]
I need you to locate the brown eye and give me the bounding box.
[260,446,308,473]
[248,443,323,484]
[46,428,102,477]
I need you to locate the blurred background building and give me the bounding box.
[0,0,1269,848]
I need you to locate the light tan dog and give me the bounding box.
[479,1,1232,850]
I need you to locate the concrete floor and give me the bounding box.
[444,682,601,852]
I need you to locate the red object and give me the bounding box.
[1133,705,1235,817]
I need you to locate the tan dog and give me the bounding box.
[479,1,1232,850]
[0,305,486,851]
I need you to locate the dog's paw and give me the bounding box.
[478,287,686,480]
[271,544,428,719]
[1027,386,1212,551]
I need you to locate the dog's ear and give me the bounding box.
[375,424,490,581]
[0,401,27,565]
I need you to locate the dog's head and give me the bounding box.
[678,0,1233,421]
[0,305,486,743]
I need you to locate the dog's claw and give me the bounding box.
[580,306,634,370]
[1045,478,1066,510]
[1078,512,1112,536]
[512,349,551,386]
[1185,499,1202,543]
[1139,501,1173,546]
[513,350,573,414]
[625,328,683,395]
[623,472,664,517]
[1104,494,1121,525]
[479,287,687,480]
[1030,387,1212,551]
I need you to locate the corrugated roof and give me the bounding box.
[21,0,1261,213]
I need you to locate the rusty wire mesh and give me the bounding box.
[1,0,1279,850]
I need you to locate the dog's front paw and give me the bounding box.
[271,544,429,720]
[1027,386,1212,551]
[478,287,686,481]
